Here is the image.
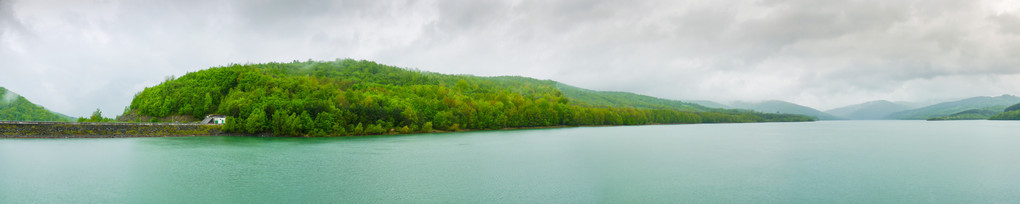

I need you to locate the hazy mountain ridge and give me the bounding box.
[824,100,911,120]
[585,96,1020,121]
[689,100,730,109]
[555,84,709,112]
[729,100,842,120]
[888,95,1020,120]
[0,86,73,122]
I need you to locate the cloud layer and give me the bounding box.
[3,0,1020,116]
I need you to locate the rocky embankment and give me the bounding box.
[0,121,222,138]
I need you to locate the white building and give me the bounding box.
[201,115,227,124]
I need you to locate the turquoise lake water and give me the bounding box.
[2,121,1019,203]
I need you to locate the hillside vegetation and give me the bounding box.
[989,102,1020,120]
[926,109,1001,120]
[0,87,72,122]
[128,59,813,136]
[556,84,709,112]
[888,95,1020,120]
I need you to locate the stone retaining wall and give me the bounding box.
[0,122,222,138]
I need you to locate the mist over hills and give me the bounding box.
[688,100,730,109]
[0,86,73,122]
[727,100,842,120]
[886,95,1020,120]
[989,102,1020,120]
[555,83,709,112]
[7,56,1019,125]
[824,100,911,120]
[693,95,1020,121]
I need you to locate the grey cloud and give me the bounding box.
[991,13,1020,35]
[3,0,1020,116]
[0,0,25,38]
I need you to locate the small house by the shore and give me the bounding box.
[201,114,227,124]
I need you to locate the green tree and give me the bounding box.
[315,112,336,135]
[433,111,455,130]
[300,111,314,133]
[200,93,213,115]
[89,109,103,122]
[354,122,364,135]
[421,122,433,132]
[245,108,267,134]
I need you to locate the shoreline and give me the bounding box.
[0,120,815,139]
[0,121,223,138]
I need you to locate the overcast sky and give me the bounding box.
[3,0,1020,117]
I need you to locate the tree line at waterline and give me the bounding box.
[125,59,813,136]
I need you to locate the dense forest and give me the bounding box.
[989,103,1020,120]
[0,87,72,122]
[127,59,813,136]
[926,109,1001,120]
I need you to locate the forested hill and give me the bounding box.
[127,59,813,136]
[989,102,1020,120]
[0,87,73,122]
[887,95,1020,120]
[555,83,709,112]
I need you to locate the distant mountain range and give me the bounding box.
[725,100,842,120]
[824,100,911,120]
[690,95,1020,121]
[886,95,1020,120]
[0,86,73,122]
[556,84,709,112]
[689,100,841,120]
[688,100,730,109]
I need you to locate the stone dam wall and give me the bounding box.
[0,121,223,138]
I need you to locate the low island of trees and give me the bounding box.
[126,59,813,136]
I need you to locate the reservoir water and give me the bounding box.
[2,121,1020,203]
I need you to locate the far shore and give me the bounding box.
[1,120,818,139]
